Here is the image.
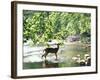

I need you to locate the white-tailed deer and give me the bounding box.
[42,43,60,60]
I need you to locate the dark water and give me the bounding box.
[23,43,90,69]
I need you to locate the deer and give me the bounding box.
[42,43,60,60]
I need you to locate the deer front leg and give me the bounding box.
[55,53,58,60]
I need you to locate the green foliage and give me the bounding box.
[23,10,91,44]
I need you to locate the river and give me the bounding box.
[23,42,90,69]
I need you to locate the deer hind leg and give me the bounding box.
[42,52,48,60]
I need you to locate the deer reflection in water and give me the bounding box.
[42,60,59,68]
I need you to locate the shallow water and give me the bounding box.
[23,43,90,69]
